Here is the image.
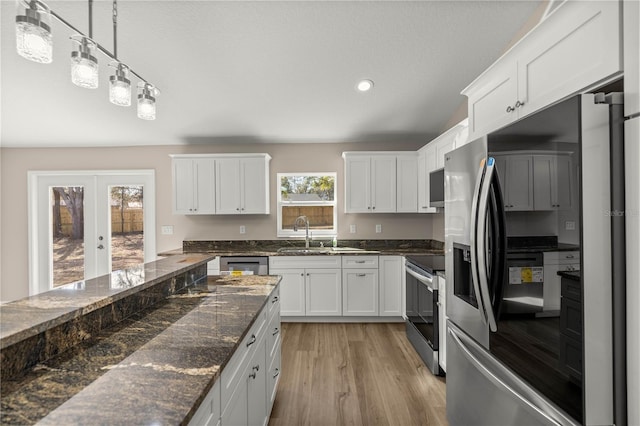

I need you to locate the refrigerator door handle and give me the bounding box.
[476,158,498,332]
[470,159,488,325]
[448,326,562,426]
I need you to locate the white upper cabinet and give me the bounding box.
[171,154,270,215]
[396,154,418,213]
[494,154,534,211]
[343,153,397,213]
[463,0,622,139]
[532,155,573,211]
[171,157,216,215]
[216,155,271,215]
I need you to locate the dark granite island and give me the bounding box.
[0,254,281,425]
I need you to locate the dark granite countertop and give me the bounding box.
[0,254,215,350]
[158,239,445,258]
[1,275,280,425]
[558,270,581,281]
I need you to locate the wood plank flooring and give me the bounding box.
[268,323,447,426]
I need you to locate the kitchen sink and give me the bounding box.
[276,247,332,254]
[276,246,366,254]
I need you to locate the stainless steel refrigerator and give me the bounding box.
[444,93,625,425]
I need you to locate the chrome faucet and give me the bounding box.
[293,215,310,248]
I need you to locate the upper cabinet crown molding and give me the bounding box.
[170,153,271,215]
[462,0,622,139]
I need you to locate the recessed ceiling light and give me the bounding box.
[356,79,374,92]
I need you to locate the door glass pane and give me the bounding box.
[109,185,144,272]
[51,186,85,287]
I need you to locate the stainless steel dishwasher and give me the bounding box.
[219,256,269,275]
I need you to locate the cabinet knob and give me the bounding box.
[236,208,240,211]
[249,372,256,380]
[273,327,280,336]
[273,368,280,378]
[253,364,260,372]
[506,105,515,113]
[367,206,371,210]
[272,296,279,303]
[300,273,304,277]
[515,100,525,108]
[372,206,376,210]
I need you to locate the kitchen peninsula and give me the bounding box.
[0,254,281,425]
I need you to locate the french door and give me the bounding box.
[28,170,156,295]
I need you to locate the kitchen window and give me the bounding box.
[277,173,337,238]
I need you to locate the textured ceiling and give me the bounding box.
[1,0,542,148]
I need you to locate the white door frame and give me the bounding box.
[28,170,156,296]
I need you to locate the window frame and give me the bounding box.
[276,172,337,238]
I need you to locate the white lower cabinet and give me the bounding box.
[193,286,279,426]
[379,256,403,316]
[271,255,406,319]
[342,269,379,316]
[269,256,342,318]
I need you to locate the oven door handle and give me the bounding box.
[405,267,434,291]
[470,158,488,325]
[476,158,498,332]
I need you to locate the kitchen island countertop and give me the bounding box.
[1,274,280,425]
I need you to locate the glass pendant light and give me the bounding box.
[137,83,156,120]
[70,35,98,89]
[109,62,131,106]
[15,0,53,64]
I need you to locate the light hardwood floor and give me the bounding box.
[268,323,448,426]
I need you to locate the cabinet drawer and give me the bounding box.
[561,278,582,302]
[560,297,582,340]
[269,256,341,269]
[342,255,378,269]
[268,340,282,408]
[220,307,267,411]
[267,310,281,359]
[267,285,280,319]
[543,251,580,265]
[559,333,582,383]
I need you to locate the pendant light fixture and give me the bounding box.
[14,0,159,119]
[137,83,157,120]
[15,0,53,64]
[108,0,131,106]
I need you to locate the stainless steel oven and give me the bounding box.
[405,258,441,376]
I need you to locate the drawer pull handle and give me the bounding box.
[249,372,256,379]
[356,273,367,277]
[273,368,280,378]
[253,364,260,372]
[273,327,280,336]
[355,260,366,264]
[566,255,574,259]
[272,296,279,303]
[246,334,257,347]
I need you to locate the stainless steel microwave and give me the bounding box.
[429,167,444,207]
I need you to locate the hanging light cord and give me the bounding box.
[88,0,93,39]
[44,0,157,91]
[112,0,117,59]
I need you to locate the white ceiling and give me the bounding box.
[1,0,542,148]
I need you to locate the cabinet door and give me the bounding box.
[466,60,518,139]
[221,371,248,426]
[267,341,281,409]
[553,155,573,210]
[342,269,379,316]
[247,338,267,426]
[417,146,438,213]
[517,0,621,118]
[379,256,402,316]
[271,269,305,316]
[344,156,371,213]
[305,268,342,316]
[504,155,533,211]
[533,155,554,210]
[396,155,418,213]
[215,158,242,214]
[370,156,396,213]
[241,157,269,214]
[193,158,216,214]
[173,158,195,214]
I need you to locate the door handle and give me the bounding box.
[476,157,498,332]
[470,158,488,326]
